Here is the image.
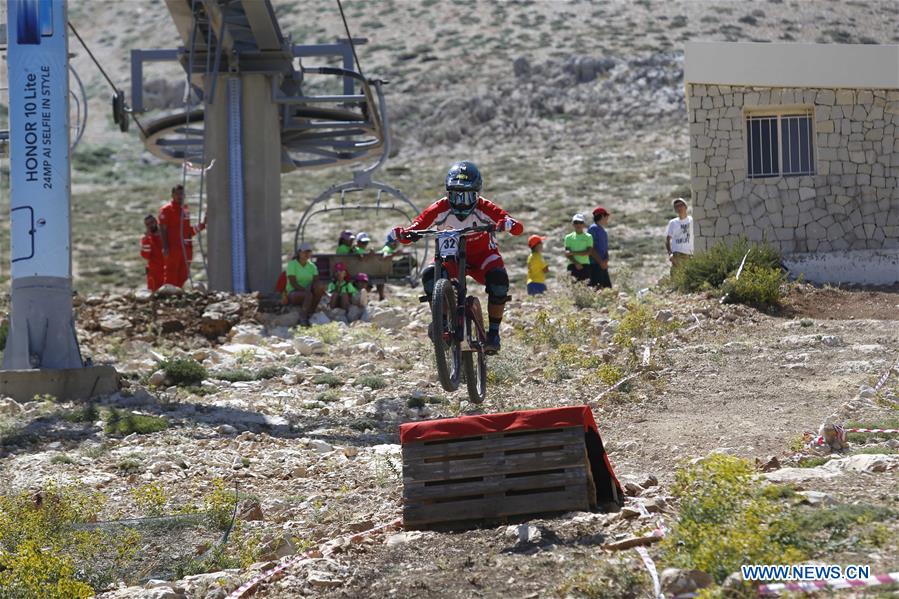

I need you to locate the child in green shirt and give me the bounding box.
[353,231,372,255]
[564,213,596,283]
[327,262,358,310]
[336,230,355,255]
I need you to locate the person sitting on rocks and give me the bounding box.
[353,232,373,256]
[286,243,325,326]
[336,230,355,255]
[353,273,371,308]
[328,262,358,311]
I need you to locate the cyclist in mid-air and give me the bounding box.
[391,160,524,353]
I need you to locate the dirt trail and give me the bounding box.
[608,314,899,483]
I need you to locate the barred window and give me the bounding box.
[746,110,815,178]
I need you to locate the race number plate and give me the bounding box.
[437,232,460,259]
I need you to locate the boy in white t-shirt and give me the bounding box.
[665,197,693,276]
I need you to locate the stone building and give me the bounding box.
[684,42,899,284]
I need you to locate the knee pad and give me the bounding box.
[485,268,510,304]
[421,265,436,296]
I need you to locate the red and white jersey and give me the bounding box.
[407,196,524,256]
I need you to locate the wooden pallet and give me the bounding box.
[402,426,595,528]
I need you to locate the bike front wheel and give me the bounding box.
[432,278,461,391]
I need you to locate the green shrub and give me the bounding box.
[174,545,240,579]
[159,358,207,386]
[613,301,674,352]
[131,483,168,518]
[313,373,343,388]
[406,396,425,409]
[356,374,387,390]
[486,346,526,386]
[203,478,237,532]
[557,559,649,598]
[0,319,8,352]
[596,363,625,387]
[306,322,343,344]
[64,402,99,424]
[0,485,140,595]
[721,265,785,311]
[315,389,341,403]
[671,238,781,293]
[50,454,76,466]
[104,409,168,436]
[116,456,144,473]
[212,368,255,383]
[516,310,590,349]
[661,454,804,583]
[255,365,286,380]
[565,280,616,310]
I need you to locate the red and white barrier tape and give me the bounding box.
[872,354,899,392]
[632,501,667,599]
[635,545,663,599]
[758,571,899,595]
[809,424,898,447]
[845,427,899,434]
[226,517,402,599]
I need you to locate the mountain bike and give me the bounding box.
[402,225,493,403]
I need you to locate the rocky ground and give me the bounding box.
[1,281,898,598]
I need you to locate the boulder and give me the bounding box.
[230,325,265,345]
[293,336,326,355]
[369,307,406,330]
[134,289,154,303]
[0,397,24,416]
[160,319,185,334]
[148,370,167,387]
[198,314,232,340]
[205,300,241,316]
[309,311,331,326]
[661,568,714,596]
[155,284,184,297]
[99,315,131,333]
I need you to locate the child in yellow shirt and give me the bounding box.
[526,235,548,295]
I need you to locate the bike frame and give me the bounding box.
[433,234,469,347]
[411,225,492,350]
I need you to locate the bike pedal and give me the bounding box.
[418,295,430,303]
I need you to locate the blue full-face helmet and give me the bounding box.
[445,160,482,218]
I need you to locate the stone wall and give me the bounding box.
[687,84,899,253]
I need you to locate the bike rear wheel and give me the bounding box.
[462,349,486,403]
[432,278,461,392]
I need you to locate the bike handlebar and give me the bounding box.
[401,224,495,242]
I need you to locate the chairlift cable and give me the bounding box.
[67,21,149,138]
[335,0,366,82]
[182,0,200,288]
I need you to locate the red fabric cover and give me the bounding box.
[401,405,598,443]
[276,270,287,293]
[400,405,622,504]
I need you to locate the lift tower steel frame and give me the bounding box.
[133,0,392,293]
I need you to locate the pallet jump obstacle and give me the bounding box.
[400,406,623,528]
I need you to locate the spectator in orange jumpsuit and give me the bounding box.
[158,184,205,287]
[140,214,165,291]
